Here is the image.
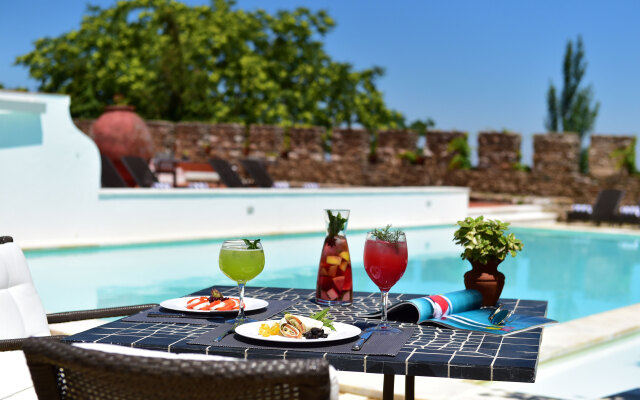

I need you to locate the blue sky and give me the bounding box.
[1,1,639,163]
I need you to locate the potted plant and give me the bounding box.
[453,216,523,306]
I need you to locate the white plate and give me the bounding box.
[234,320,361,343]
[160,296,268,314]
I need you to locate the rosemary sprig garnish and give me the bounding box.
[370,225,404,243]
[242,239,261,249]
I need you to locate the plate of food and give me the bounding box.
[160,288,268,314]
[234,308,361,343]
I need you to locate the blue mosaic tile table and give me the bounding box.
[63,286,547,399]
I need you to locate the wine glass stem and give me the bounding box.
[380,290,390,327]
[237,282,246,321]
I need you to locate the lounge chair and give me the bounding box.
[208,158,245,187]
[121,156,158,188]
[617,203,640,225]
[153,154,177,187]
[23,338,334,400]
[241,158,275,188]
[567,189,625,224]
[0,236,156,352]
[101,154,127,188]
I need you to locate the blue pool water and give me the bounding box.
[25,226,640,322]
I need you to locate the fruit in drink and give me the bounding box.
[316,235,352,304]
[326,255,342,265]
[219,248,265,283]
[363,239,408,291]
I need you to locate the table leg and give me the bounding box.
[383,374,394,400]
[405,375,415,400]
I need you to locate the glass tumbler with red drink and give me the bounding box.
[316,209,353,305]
[363,225,408,333]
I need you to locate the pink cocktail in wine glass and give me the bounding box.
[363,227,408,333]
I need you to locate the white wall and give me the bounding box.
[0,91,469,249]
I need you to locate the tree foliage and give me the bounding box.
[545,36,599,140]
[16,0,403,132]
[447,133,471,170]
[408,118,435,136]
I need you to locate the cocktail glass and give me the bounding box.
[363,229,408,334]
[219,239,265,324]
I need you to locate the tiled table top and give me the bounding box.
[63,286,546,382]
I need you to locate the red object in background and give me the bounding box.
[316,236,353,305]
[91,105,154,187]
[363,240,408,292]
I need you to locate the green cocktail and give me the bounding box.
[218,239,264,324]
[219,248,265,283]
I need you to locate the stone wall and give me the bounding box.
[74,119,94,137]
[533,132,581,174]
[287,127,325,161]
[248,125,283,159]
[477,131,521,170]
[330,128,368,164]
[376,129,417,166]
[146,120,175,155]
[588,135,636,178]
[426,130,467,169]
[74,117,640,205]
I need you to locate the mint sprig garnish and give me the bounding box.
[310,307,336,331]
[242,239,261,249]
[371,225,404,243]
[327,210,347,238]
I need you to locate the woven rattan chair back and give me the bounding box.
[23,337,331,400]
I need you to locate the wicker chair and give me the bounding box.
[23,337,332,400]
[0,236,156,352]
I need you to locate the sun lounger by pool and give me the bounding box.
[567,189,625,224]
[240,158,275,188]
[100,154,127,188]
[208,158,245,188]
[616,204,640,225]
[121,156,158,188]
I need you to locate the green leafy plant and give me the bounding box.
[398,150,419,164]
[242,239,261,249]
[370,224,404,243]
[447,134,472,170]
[453,217,523,264]
[327,210,348,238]
[513,151,530,171]
[610,139,637,175]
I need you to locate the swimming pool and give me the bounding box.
[25,225,640,322]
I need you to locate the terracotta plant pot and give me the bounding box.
[91,105,154,186]
[463,258,505,307]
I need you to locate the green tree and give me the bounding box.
[545,36,600,139]
[409,118,435,136]
[16,0,402,132]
